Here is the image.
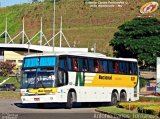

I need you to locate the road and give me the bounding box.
[0,99,104,119]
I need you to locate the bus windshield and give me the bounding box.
[21,56,57,89]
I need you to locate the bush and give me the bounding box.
[140,77,148,88]
[117,102,158,111]
[0,61,16,76]
[118,101,160,116]
[138,105,160,116]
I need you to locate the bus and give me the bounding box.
[20,52,139,109]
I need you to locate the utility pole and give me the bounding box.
[22,17,25,44]
[5,17,7,43]
[59,16,62,47]
[28,43,30,54]
[53,0,56,52]
[40,17,43,45]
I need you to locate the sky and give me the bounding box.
[0,0,37,7]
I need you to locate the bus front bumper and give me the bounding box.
[21,95,65,103]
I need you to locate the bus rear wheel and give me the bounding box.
[111,92,118,106]
[120,92,127,102]
[65,92,73,109]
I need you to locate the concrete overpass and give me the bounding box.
[0,43,88,52]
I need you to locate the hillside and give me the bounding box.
[0,0,159,55]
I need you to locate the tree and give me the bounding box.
[44,0,61,2]
[32,0,39,3]
[0,61,16,76]
[110,18,160,68]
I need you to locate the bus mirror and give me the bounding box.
[58,71,64,85]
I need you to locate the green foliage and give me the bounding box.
[140,78,148,88]
[0,0,159,54]
[117,101,160,116]
[0,61,16,76]
[44,0,61,2]
[5,77,20,89]
[110,18,160,68]
[97,106,158,119]
[0,76,7,83]
[138,105,160,116]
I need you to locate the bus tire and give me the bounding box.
[120,92,127,102]
[65,92,73,109]
[111,92,118,106]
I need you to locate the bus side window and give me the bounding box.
[103,60,108,73]
[78,58,83,71]
[67,57,73,71]
[119,62,123,74]
[89,59,94,72]
[94,59,100,72]
[113,61,119,73]
[83,58,88,71]
[108,60,113,74]
[129,62,133,75]
[72,57,78,71]
[99,60,104,72]
[126,62,129,75]
[78,58,88,72]
[133,63,138,75]
[122,62,127,74]
[59,57,67,70]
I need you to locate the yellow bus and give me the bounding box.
[20,52,139,109]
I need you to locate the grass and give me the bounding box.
[0,91,20,99]
[0,76,7,83]
[0,76,20,99]
[0,76,20,89]
[0,0,159,54]
[97,106,159,119]
[5,76,20,89]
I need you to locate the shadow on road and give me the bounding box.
[14,102,111,109]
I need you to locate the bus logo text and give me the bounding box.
[99,75,112,80]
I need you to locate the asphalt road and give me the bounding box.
[0,99,106,119]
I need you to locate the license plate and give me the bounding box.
[34,98,40,101]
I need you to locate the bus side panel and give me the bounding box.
[67,72,138,102]
[74,87,136,102]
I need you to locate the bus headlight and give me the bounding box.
[21,93,28,96]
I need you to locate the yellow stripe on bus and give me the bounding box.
[28,88,58,94]
[84,73,138,88]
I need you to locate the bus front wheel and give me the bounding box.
[111,92,118,106]
[65,92,73,109]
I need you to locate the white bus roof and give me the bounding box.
[25,52,137,62]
